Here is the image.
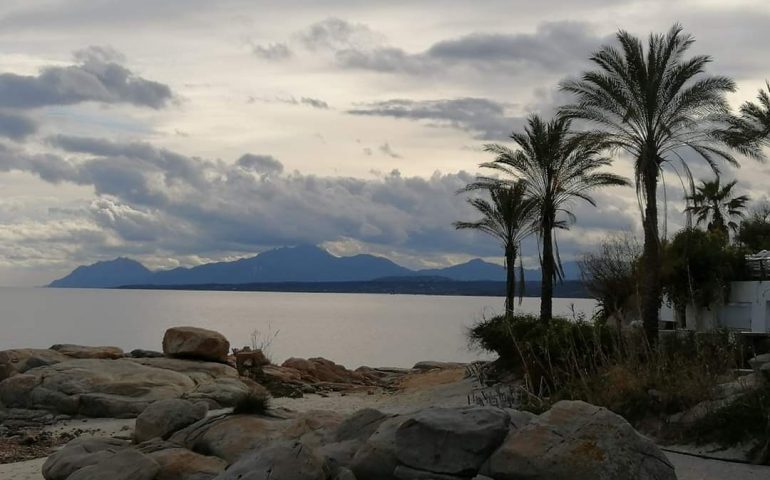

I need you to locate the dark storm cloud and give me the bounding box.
[0,46,172,110]
[0,111,37,140]
[348,98,524,140]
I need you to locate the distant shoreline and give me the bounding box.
[115,278,589,298]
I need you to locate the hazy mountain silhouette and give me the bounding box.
[48,245,580,288]
[48,257,153,288]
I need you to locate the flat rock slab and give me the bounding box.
[0,357,251,417]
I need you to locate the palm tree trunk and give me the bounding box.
[505,245,516,317]
[540,219,554,323]
[641,164,661,345]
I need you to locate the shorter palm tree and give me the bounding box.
[721,82,770,159]
[685,178,749,238]
[454,181,535,316]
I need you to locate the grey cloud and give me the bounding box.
[236,154,284,176]
[0,46,172,109]
[300,97,329,109]
[0,111,37,140]
[252,42,292,60]
[348,98,525,140]
[298,17,384,52]
[254,95,330,109]
[326,21,606,76]
[379,143,401,158]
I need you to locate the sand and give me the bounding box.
[2,368,769,480]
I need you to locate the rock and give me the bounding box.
[332,467,357,480]
[394,407,509,476]
[749,353,770,373]
[135,399,208,443]
[394,465,467,479]
[170,414,283,463]
[335,408,388,442]
[282,357,377,385]
[350,415,403,480]
[50,344,125,359]
[761,363,770,383]
[213,440,328,480]
[412,361,465,371]
[67,448,160,480]
[130,349,165,358]
[0,348,70,381]
[482,400,676,480]
[236,350,270,370]
[147,447,227,480]
[42,437,130,480]
[0,357,253,417]
[163,326,230,362]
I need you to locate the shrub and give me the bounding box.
[470,314,746,428]
[233,390,270,415]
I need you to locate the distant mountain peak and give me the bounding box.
[48,245,581,288]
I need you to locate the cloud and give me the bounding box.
[301,20,606,77]
[251,95,330,109]
[378,142,401,158]
[0,111,37,140]
[298,17,384,52]
[0,46,173,109]
[236,154,284,176]
[252,42,292,60]
[348,97,524,140]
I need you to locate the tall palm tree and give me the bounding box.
[454,181,535,316]
[478,115,629,322]
[560,24,737,343]
[721,81,770,158]
[685,178,749,238]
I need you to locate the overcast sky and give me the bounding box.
[0,0,769,286]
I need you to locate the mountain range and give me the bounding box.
[48,245,581,288]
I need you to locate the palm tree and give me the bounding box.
[721,82,770,158]
[560,24,737,343]
[454,181,535,316]
[478,115,629,322]
[686,178,749,238]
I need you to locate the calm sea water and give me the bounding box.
[0,288,597,368]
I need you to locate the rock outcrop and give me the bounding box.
[49,344,124,359]
[163,327,230,363]
[0,357,254,417]
[44,402,677,480]
[134,399,208,443]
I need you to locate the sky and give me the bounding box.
[0,0,769,286]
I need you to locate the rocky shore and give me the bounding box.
[1,326,769,480]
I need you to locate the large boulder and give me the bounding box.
[395,407,510,476]
[50,344,124,359]
[213,440,328,480]
[163,327,230,362]
[481,400,676,480]
[67,448,160,480]
[147,447,227,480]
[170,415,283,463]
[0,357,253,417]
[42,437,130,480]
[0,348,70,381]
[135,399,208,443]
[282,357,379,385]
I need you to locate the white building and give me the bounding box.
[660,251,770,333]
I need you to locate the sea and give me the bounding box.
[0,288,597,369]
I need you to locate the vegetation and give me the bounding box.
[233,389,270,415]
[579,234,641,332]
[454,181,535,315]
[561,24,738,344]
[685,178,749,238]
[721,81,770,158]
[661,228,745,326]
[738,202,770,252]
[470,115,628,322]
[469,314,746,427]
